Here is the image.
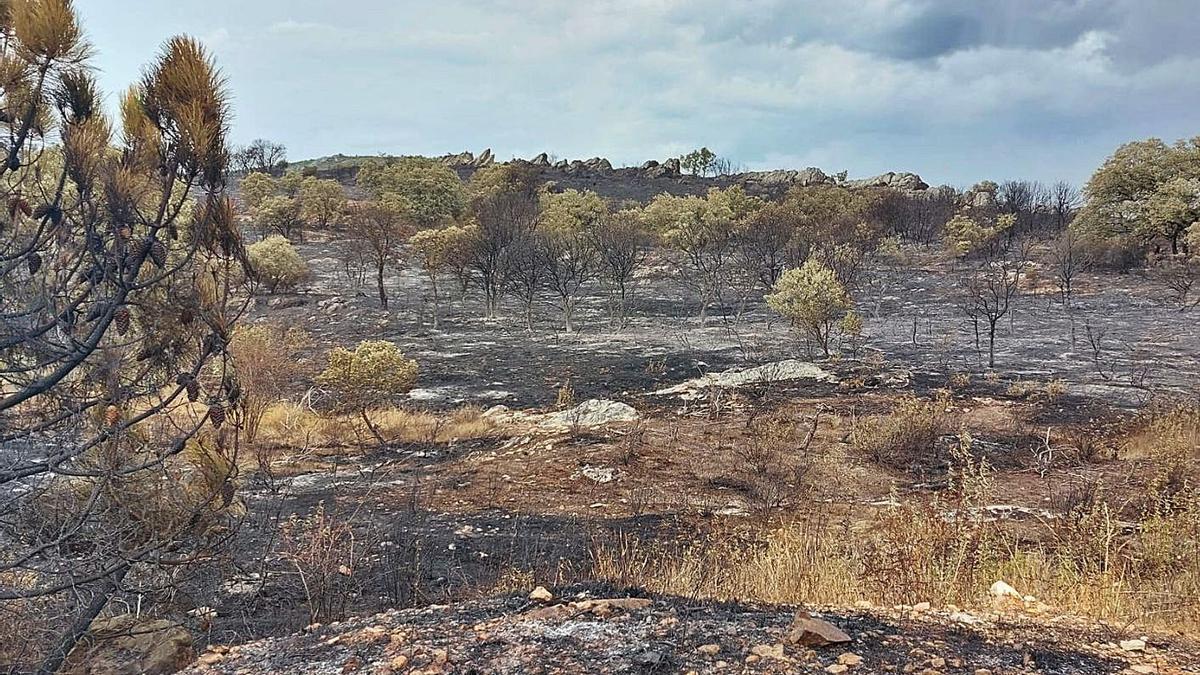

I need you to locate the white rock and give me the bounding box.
[1119,639,1146,652]
[654,359,837,400]
[989,580,1022,599]
[539,399,639,429]
[528,586,553,603]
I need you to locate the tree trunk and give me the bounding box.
[361,409,387,449]
[430,276,440,329]
[988,321,998,368]
[376,261,387,309]
[36,565,131,675]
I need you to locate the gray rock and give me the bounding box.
[552,159,568,169]
[267,295,307,310]
[531,152,551,167]
[473,148,494,167]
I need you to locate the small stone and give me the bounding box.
[389,655,409,670]
[989,580,1022,599]
[839,653,864,666]
[528,586,553,603]
[1130,665,1157,674]
[697,644,720,656]
[784,612,853,647]
[1120,639,1147,652]
[913,602,931,611]
[974,670,993,675]
[750,644,786,660]
[827,665,849,674]
[930,657,946,668]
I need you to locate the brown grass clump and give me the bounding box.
[850,395,951,472]
[255,403,499,455]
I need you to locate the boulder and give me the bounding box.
[565,160,587,175]
[531,152,551,167]
[267,295,307,310]
[639,160,660,171]
[783,612,852,647]
[63,615,195,675]
[662,158,681,175]
[538,399,639,429]
[655,359,837,400]
[472,148,494,168]
[440,151,474,167]
[582,157,613,173]
[552,159,569,169]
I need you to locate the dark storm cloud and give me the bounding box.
[77,0,1200,186]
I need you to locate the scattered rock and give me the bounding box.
[1119,639,1147,652]
[63,615,195,675]
[267,295,307,310]
[528,586,553,603]
[472,148,494,167]
[575,465,618,484]
[697,644,720,656]
[655,359,837,399]
[783,612,852,648]
[989,580,1023,600]
[839,653,864,666]
[531,152,551,167]
[538,399,639,429]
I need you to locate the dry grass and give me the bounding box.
[589,494,1200,634]
[590,418,1200,636]
[255,402,498,449]
[850,395,951,472]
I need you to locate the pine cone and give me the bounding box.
[187,380,201,402]
[179,308,195,326]
[103,405,121,428]
[149,240,167,268]
[26,253,42,275]
[114,307,131,335]
[208,404,226,429]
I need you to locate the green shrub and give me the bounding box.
[248,235,310,292]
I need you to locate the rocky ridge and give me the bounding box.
[433,149,932,197]
[180,584,1199,675]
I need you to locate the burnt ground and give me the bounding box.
[253,233,1200,411]
[175,233,1200,668]
[186,584,1198,675]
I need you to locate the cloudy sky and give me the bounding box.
[79,1,1200,186]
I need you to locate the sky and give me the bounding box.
[77,0,1200,187]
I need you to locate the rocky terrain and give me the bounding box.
[295,149,933,203]
[182,584,1198,675]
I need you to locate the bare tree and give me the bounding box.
[503,232,547,330]
[964,253,1025,368]
[1050,181,1081,231]
[233,139,288,176]
[542,226,598,332]
[1,19,248,674]
[1052,229,1090,305]
[591,211,649,326]
[466,190,539,318]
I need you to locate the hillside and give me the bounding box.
[182,585,1197,675]
[289,149,932,203]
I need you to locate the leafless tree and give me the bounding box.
[1050,181,1081,231]
[963,253,1025,368]
[541,226,598,332]
[1052,229,1090,305]
[591,211,650,326]
[1,18,248,674]
[503,232,547,330]
[466,190,539,318]
[232,139,288,176]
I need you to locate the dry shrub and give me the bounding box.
[1122,403,1200,504]
[256,402,497,450]
[734,413,819,509]
[278,502,364,624]
[851,395,950,472]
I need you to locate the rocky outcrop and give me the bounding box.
[531,152,551,167]
[655,359,838,400]
[739,167,833,191]
[483,399,640,429]
[841,171,929,191]
[472,148,495,168]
